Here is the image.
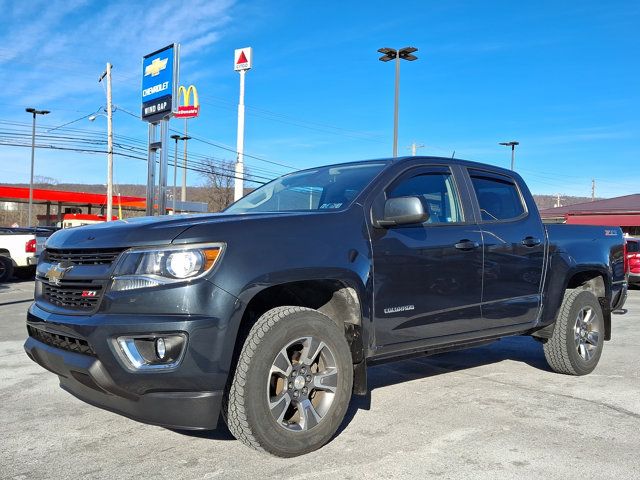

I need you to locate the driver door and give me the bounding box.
[370,166,484,348]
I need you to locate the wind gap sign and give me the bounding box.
[141,44,179,122]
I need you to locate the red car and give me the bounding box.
[627,237,640,286]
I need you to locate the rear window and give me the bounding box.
[469,170,525,222]
[628,240,639,253]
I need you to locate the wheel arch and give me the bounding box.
[536,267,612,341]
[564,269,611,341]
[225,274,370,396]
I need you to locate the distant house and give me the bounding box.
[540,194,640,236]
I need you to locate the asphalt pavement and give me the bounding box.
[1,280,639,479]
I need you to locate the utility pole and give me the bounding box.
[591,179,595,201]
[99,63,114,221]
[407,142,425,156]
[555,193,562,208]
[25,107,50,227]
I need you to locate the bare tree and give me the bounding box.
[201,159,237,212]
[34,176,59,187]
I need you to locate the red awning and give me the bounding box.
[0,186,146,209]
[565,213,640,226]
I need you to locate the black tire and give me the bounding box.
[225,306,353,457]
[14,266,36,280]
[543,289,604,375]
[0,256,14,282]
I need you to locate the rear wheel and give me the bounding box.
[225,306,353,457]
[543,289,604,375]
[0,256,14,282]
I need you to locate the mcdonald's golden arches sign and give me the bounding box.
[175,85,200,118]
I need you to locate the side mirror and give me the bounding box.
[378,196,428,227]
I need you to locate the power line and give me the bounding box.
[0,139,267,185]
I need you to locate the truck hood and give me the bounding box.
[44,212,318,250]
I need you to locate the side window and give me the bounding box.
[469,171,525,221]
[387,171,462,224]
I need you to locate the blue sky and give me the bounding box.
[0,0,638,198]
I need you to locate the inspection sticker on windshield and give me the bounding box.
[319,203,343,209]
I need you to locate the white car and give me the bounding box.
[0,228,51,282]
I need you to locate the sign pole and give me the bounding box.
[141,43,179,216]
[182,118,188,202]
[158,119,169,214]
[235,68,246,201]
[146,122,157,216]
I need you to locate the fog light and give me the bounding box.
[155,337,166,359]
[114,333,187,371]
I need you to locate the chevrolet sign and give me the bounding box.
[141,44,179,122]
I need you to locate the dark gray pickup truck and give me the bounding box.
[25,157,628,456]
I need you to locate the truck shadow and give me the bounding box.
[174,336,548,443]
[336,335,549,437]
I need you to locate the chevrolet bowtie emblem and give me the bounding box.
[144,57,168,77]
[45,263,73,286]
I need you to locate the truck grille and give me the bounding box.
[45,248,123,266]
[42,281,103,311]
[27,325,95,356]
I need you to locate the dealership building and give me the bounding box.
[540,194,640,237]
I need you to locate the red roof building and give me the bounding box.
[540,194,640,236]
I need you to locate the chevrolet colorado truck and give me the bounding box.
[24,157,628,457]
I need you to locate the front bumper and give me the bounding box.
[24,284,239,430]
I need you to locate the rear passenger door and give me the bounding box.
[466,168,545,328]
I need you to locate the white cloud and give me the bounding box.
[0,0,234,109]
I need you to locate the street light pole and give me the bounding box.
[499,141,520,170]
[25,108,50,227]
[378,47,418,158]
[181,132,191,203]
[393,51,400,158]
[171,134,180,212]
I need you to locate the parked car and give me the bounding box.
[24,156,628,456]
[626,237,640,286]
[0,227,51,282]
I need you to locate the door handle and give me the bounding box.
[454,240,480,251]
[522,236,541,247]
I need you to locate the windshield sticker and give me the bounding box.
[319,203,343,209]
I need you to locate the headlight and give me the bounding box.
[110,243,224,291]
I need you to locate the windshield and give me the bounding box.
[225,162,386,214]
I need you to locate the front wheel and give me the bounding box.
[225,306,353,457]
[543,289,604,375]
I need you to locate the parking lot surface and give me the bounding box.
[1,280,639,479]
